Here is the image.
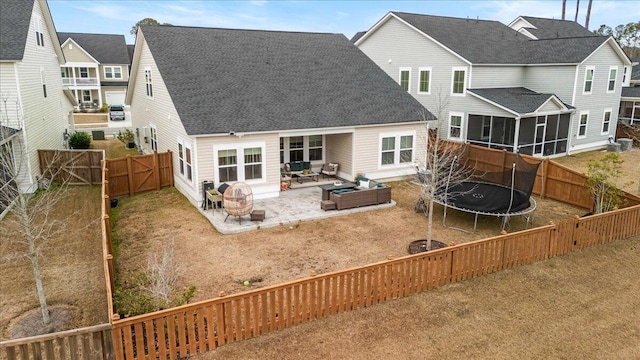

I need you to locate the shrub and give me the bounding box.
[586,153,627,213]
[116,129,135,144]
[100,103,109,113]
[68,131,91,149]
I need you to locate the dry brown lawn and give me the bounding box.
[0,186,108,339]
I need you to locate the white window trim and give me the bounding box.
[399,67,411,93]
[577,111,589,139]
[177,138,194,184]
[81,90,91,102]
[378,131,416,168]
[79,67,89,78]
[451,67,467,96]
[417,67,432,94]
[448,111,465,140]
[583,66,595,95]
[607,66,617,93]
[601,108,612,135]
[213,142,266,185]
[104,66,123,79]
[144,67,154,99]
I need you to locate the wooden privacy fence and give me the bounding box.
[461,143,640,210]
[102,161,117,322]
[0,324,113,360]
[105,152,173,198]
[111,204,640,360]
[38,150,104,185]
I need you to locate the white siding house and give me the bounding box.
[127,25,432,207]
[0,0,73,204]
[356,12,633,157]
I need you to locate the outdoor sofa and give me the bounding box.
[329,179,391,210]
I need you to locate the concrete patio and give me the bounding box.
[198,181,396,234]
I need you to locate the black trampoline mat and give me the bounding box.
[440,181,531,214]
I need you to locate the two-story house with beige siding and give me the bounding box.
[355,12,633,157]
[127,25,433,206]
[0,0,73,210]
[57,32,130,108]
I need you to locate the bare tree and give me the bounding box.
[415,88,475,250]
[585,0,593,29]
[562,0,567,20]
[0,95,79,325]
[142,239,184,309]
[574,0,580,22]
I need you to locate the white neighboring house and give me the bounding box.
[0,0,74,211]
[127,25,433,207]
[57,32,130,109]
[355,12,633,157]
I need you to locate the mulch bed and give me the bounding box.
[407,239,449,254]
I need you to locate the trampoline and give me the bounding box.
[433,154,539,232]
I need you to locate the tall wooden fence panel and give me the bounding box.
[0,324,113,360]
[105,152,173,198]
[38,150,104,185]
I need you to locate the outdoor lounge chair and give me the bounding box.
[223,182,253,224]
[321,163,339,178]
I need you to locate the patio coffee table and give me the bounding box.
[318,181,356,200]
[294,172,319,183]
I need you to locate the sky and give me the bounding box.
[48,0,640,44]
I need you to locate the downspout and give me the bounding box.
[568,64,580,155]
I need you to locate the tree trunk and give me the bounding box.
[585,0,593,29]
[561,0,567,20]
[574,0,580,22]
[29,248,50,325]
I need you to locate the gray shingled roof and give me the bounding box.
[127,44,135,64]
[0,0,34,61]
[391,12,609,64]
[141,25,433,136]
[57,32,130,64]
[351,31,366,43]
[518,16,594,39]
[468,87,572,114]
[621,87,640,99]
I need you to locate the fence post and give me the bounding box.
[154,151,161,191]
[540,158,548,199]
[167,150,175,187]
[127,156,134,197]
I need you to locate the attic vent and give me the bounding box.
[69,43,73,50]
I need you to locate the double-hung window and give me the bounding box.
[150,126,158,151]
[578,112,589,138]
[289,136,304,162]
[177,140,193,182]
[308,135,323,161]
[40,68,47,98]
[418,67,431,94]
[583,66,594,94]
[607,66,617,92]
[380,133,414,166]
[145,68,153,98]
[79,67,88,78]
[218,149,238,182]
[601,109,612,134]
[244,147,262,180]
[399,68,411,92]
[82,90,91,102]
[105,66,122,79]
[34,15,44,47]
[451,67,466,95]
[449,112,464,140]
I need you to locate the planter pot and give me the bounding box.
[126,142,135,149]
[110,199,119,208]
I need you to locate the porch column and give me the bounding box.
[95,65,103,107]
